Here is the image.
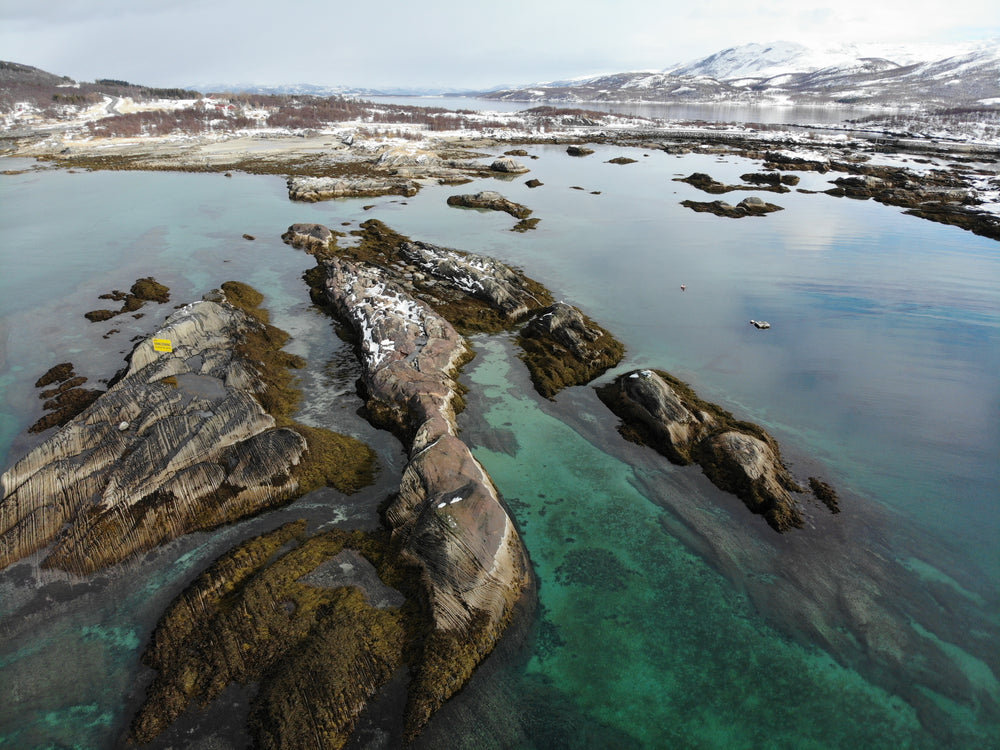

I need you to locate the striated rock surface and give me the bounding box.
[318,253,532,738]
[519,302,625,399]
[387,433,530,737]
[320,256,470,451]
[287,175,419,201]
[597,368,815,532]
[447,190,533,219]
[0,287,375,575]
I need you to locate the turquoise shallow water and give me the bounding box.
[0,144,997,748]
[454,336,929,749]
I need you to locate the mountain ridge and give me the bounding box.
[483,39,1000,109]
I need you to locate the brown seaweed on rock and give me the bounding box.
[28,362,103,433]
[286,219,624,399]
[131,522,414,750]
[519,302,625,399]
[597,368,812,531]
[85,276,171,323]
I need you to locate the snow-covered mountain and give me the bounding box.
[484,40,1000,110]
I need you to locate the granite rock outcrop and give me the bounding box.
[489,157,529,174]
[677,172,791,194]
[288,219,624,398]
[281,222,337,254]
[597,368,822,532]
[680,196,784,218]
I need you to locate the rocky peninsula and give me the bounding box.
[301,237,535,740]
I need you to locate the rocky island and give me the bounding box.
[128,250,536,746]
[446,189,533,219]
[681,196,785,218]
[597,368,837,531]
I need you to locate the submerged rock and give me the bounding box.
[597,368,812,532]
[447,190,533,219]
[0,287,374,574]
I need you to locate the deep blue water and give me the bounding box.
[0,143,997,749]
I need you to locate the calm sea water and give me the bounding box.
[368,95,885,125]
[0,142,997,749]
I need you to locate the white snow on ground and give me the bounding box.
[4,87,998,218]
[340,276,428,370]
[115,97,201,114]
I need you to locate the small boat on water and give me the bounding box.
[750,320,771,329]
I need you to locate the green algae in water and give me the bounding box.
[462,336,936,750]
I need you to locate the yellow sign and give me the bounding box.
[153,338,173,353]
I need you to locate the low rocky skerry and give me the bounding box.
[597,368,837,532]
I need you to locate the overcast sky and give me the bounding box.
[2,0,998,90]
